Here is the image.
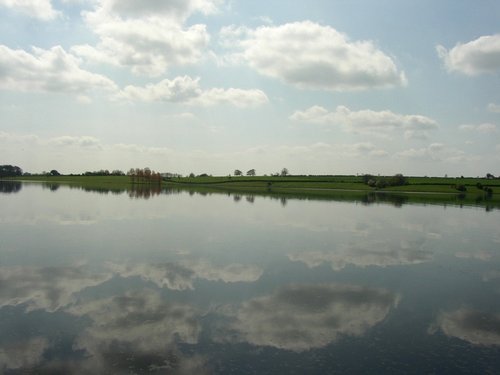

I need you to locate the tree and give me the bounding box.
[280,168,289,176]
[234,169,242,176]
[50,169,60,176]
[389,173,408,186]
[246,169,256,176]
[0,165,23,177]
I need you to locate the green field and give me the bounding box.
[167,175,500,194]
[5,174,500,202]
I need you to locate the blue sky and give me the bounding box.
[1,0,499,176]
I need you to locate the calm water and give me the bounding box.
[1,182,499,374]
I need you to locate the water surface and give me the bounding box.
[1,182,499,374]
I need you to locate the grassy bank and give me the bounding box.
[5,174,500,198]
[6,174,132,186]
[3,174,499,209]
[167,175,500,195]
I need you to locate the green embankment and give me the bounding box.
[5,175,500,206]
[7,175,132,187]
[168,175,500,194]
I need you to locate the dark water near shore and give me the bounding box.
[1,181,499,374]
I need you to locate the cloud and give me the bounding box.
[217,283,398,351]
[290,105,438,138]
[116,76,202,102]
[289,241,433,271]
[109,260,263,290]
[488,103,500,113]
[68,289,201,348]
[459,123,497,133]
[430,308,500,346]
[72,0,221,76]
[437,34,500,75]
[0,337,49,371]
[67,289,208,374]
[0,0,60,20]
[48,135,102,148]
[396,143,473,163]
[221,21,406,91]
[0,45,117,93]
[197,87,268,107]
[0,265,111,311]
[116,75,268,107]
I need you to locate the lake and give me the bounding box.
[1,181,499,374]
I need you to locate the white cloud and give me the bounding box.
[289,241,432,271]
[0,338,49,371]
[437,34,500,75]
[488,103,500,113]
[48,135,102,148]
[68,289,201,348]
[217,284,398,351]
[67,289,208,373]
[431,308,500,346]
[0,45,117,93]
[0,0,60,20]
[116,76,202,102]
[290,105,438,138]
[109,260,262,290]
[0,265,111,311]
[221,21,406,91]
[72,0,221,75]
[101,0,220,19]
[459,123,497,133]
[197,87,268,107]
[116,76,268,107]
[397,143,468,163]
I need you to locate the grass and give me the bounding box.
[7,175,133,187]
[5,174,499,207]
[167,175,499,194]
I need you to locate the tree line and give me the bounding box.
[0,165,23,177]
[127,168,162,184]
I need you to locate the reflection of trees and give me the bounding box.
[430,308,500,346]
[128,184,163,199]
[42,182,60,191]
[361,192,408,207]
[165,185,500,210]
[216,283,398,351]
[62,184,171,199]
[0,181,22,193]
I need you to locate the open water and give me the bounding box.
[0,181,499,374]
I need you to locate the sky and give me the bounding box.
[1,0,499,177]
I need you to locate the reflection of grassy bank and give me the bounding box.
[165,175,500,210]
[164,184,500,210]
[6,175,500,208]
[8,175,132,187]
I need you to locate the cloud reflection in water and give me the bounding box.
[66,289,208,374]
[431,308,500,346]
[109,260,263,290]
[289,240,432,270]
[0,265,111,311]
[216,283,399,351]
